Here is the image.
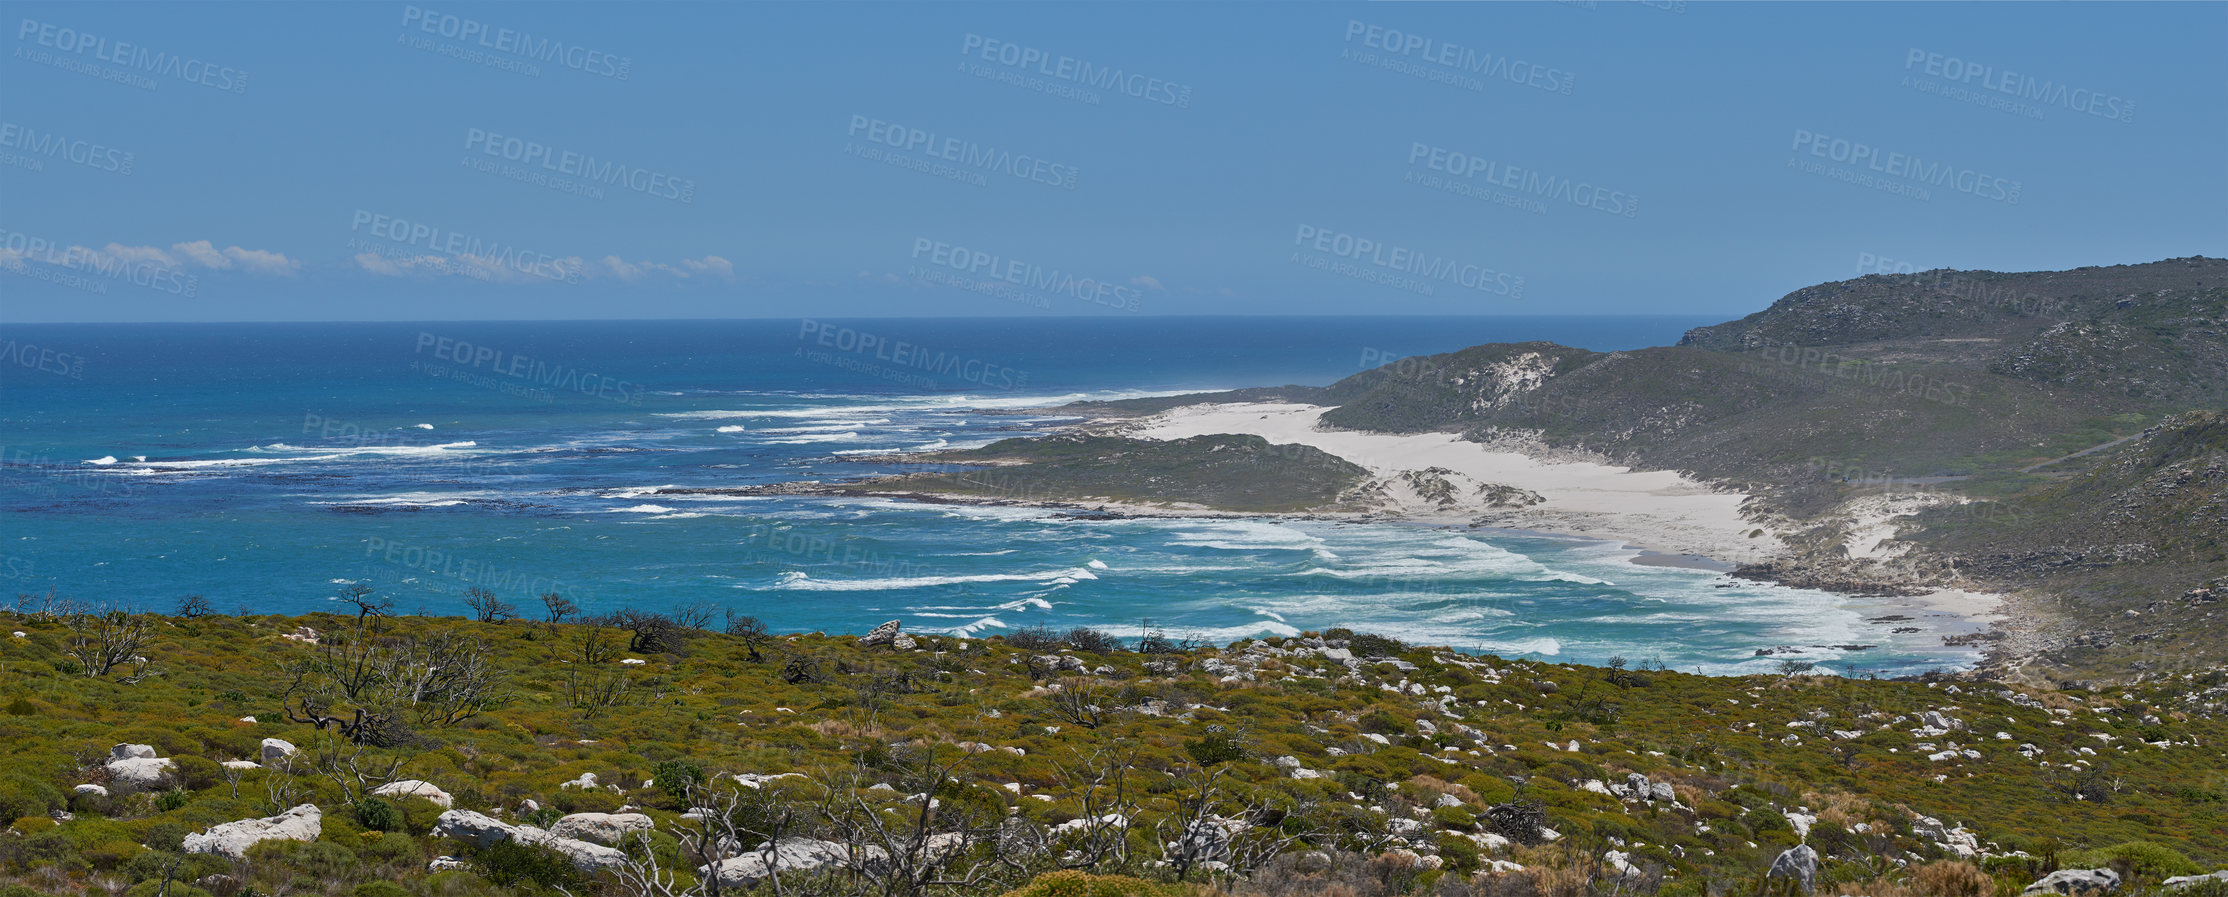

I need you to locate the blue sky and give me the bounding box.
[0,1,2221,322]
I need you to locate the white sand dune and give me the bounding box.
[1122,402,1787,565]
[1113,402,2004,622]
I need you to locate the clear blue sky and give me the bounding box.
[1,1,2221,322]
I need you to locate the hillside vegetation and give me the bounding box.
[832,434,1373,513]
[1257,259,2228,681]
[1,604,2225,897]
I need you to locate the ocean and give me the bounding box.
[0,316,1985,675]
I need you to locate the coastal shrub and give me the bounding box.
[469,837,582,890]
[1000,869,1201,896]
[171,754,222,791]
[248,838,361,880]
[551,787,622,815]
[123,883,213,897]
[390,795,444,834]
[354,796,401,832]
[1910,860,1993,897]
[1062,627,1123,654]
[2058,841,2202,879]
[352,883,411,897]
[1348,632,1408,657]
[0,775,62,823]
[1006,626,1064,652]
[651,759,705,805]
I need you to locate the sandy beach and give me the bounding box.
[1117,401,1787,565]
[1102,401,2008,627]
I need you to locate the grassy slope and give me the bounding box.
[1,612,2225,896]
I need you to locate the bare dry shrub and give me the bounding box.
[1912,861,1994,897]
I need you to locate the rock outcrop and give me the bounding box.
[371,779,454,809]
[103,744,176,795]
[260,738,298,767]
[549,812,653,846]
[430,809,628,872]
[858,621,902,647]
[2024,870,2121,897]
[182,805,323,858]
[1767,845,1819,893]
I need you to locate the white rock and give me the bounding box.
[549,812,653,846]
[260,738,298,766]
[73,784,109,798]
[432,809,627,872]
[222,761,261,771]
[103,756,176,794]
[182,805,322,858]
[2162,872,2228,890]
[110,743,158,761]
[559,772,600,790]
[2023,869,2121,897]
[372,779,454,809]
[428,856,467,872]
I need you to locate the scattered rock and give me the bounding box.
[103,747,176,795]
[372,779,454,809]
[1767,845,1819,893]
[182,804,323,858]
[260,738,298,766]
[432,809,628,872]
[2024,869,2121,897]
[858,620,902,647]
[73,784,108,798]
[549,812,653,846]
[2163,872,2228,890]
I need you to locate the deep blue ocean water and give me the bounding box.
[0,316,1984,675]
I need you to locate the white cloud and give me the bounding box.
[680,255,735,280]
[62,241,299,275]
[170,240,229,269]
[221,246,299,274]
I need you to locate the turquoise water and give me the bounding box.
[0,316,1981,675]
